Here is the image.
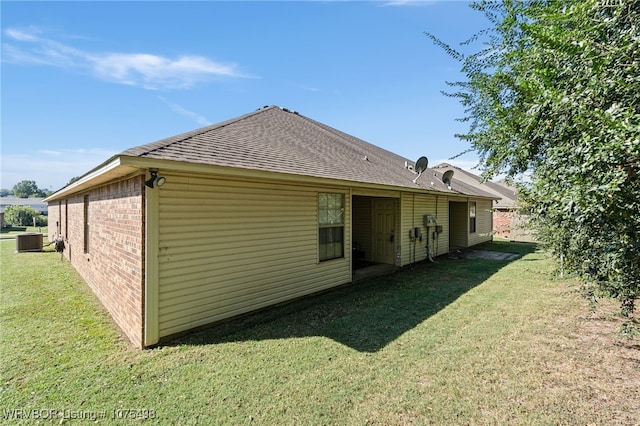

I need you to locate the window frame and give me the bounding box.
[469,201,477,234]
[318,193,345,262]
[83,194,90,253]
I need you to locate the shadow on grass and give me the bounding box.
[169,242,538,352]
[0,226,28,236]
[474,239,540,255]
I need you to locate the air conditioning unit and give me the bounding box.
[16,233,43,252]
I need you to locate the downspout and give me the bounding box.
[144,172,160,348]
[435,195,439,257]
[412,193,416,265]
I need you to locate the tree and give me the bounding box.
[427,0,639,322]
[0,189,12,197]
[12,180,46,198]
[4,205,42,227]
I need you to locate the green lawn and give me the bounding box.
[1,238,638,424]
[0,226,48,240]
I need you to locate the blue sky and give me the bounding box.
[2,1,489,192]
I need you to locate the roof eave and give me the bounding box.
[44,156,139,202]
[44,155,499,203]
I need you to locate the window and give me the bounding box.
[84,195,90,253]
[318,193,344,261]
[469,202,477,233]
[58,201,62,235]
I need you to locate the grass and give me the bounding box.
[0,226,47,240]
[1,238,638,424]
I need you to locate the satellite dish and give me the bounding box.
[412,156,429,184]
[443,170,454,188]
[415,156,429,174]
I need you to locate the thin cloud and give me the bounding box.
[3,31,86,68]
[3,27,250,90]
[157,96,212,126]
[38,149,63,156]
[6,28,41,42]
[300,85,321,92]
[92,53,246,90]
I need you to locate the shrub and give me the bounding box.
[5,205,39,227]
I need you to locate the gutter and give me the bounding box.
[44,155,497,203]
[44,156,138,202]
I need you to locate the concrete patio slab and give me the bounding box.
[463,250,521,261]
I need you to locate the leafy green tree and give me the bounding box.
[12,180,46,198]
[4,205,39,227]
[428,0,639,320]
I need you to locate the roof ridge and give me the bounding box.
[295,112,412,165]
[48,106,499,200]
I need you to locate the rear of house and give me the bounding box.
[46,106,494,348]
[448,198,493,251]
[433,163,535,242]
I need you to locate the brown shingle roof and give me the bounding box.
[433,163,516,207]
[121,106,493,197]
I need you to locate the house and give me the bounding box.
[0,196,48,228]
[0,196,48,215]
[432,163,535,242]
[45,106,496,348]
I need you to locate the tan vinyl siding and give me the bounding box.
[400,193,428,266]
[436,195,449,254]
[468,199,493,246]
[156,173,351,338]
[449,201,468,250]
[352,196,373,262]
[399,192,449,266]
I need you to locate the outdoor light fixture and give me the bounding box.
[145,170,166,189]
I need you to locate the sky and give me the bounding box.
[1,1,491,193]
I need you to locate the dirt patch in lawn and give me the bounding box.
[535,296,640,424]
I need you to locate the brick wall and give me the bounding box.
[48,202,61,238]
[47,176,145,348]
[493,209,513,239]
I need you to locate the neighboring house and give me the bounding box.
[0,196,48,215]
[0,197,48,227]
[432,163,535,242]
[45,106,496,348]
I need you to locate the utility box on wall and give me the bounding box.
[423,214,437,227]
[16,233,43,252]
